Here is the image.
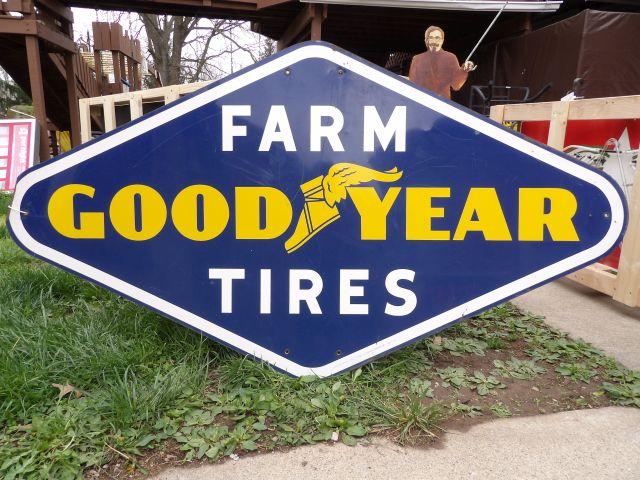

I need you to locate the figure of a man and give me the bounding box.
[409,26,476,99]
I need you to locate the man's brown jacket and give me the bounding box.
[409,49,468,99]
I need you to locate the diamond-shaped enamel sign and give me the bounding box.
[8,42,626,377]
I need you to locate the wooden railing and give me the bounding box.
[79,81,212,143]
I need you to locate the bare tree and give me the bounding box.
[140,15,258,85]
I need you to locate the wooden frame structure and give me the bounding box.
[79,81,212,143]
[490,95,640,307]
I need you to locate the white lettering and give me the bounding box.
[385,269,417,316]
[260,269,271,314]
[259,105,296,152]
[289,269,323,314]
[310,105,345,152]
[363,106,406,152]
[222,105,251,152]
[209,268,246,313]
[339,269,369,314]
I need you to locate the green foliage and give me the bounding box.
[535,338,604,361]
[0,194,12,241]
[468,372,506,396]
[0,72,31,116]
[442,338,487,357]
[555,363,596,383]
[408,378,434,398]
[602,362,640,384]
[368,396,445,444]
[0,194,12,216]
[0,217,7,241]
[600,382,640,408]
[490,402,511,418]
[525,348,561,364]
[486,336,506,350]
[492,358,546,380]
[449,403,483,417]
[436,367,469,388]
[599,362,640,407]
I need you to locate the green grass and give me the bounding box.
[0,193,11,213]
[0,227,639,478]
[0,193,12,240]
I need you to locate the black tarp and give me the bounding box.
[456,9,640,105]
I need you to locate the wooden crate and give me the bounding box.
[79,81,212,143]
[490,95,640,307]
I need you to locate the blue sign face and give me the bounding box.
[8,42,626,377]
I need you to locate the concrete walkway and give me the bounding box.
[152,279,640,480]
[512,278,640,370]
[154,407,640,480]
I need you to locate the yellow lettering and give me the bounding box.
[235,187,292,239]
[171,185,230,241]
[453,188,512,241]
[406,187,451,240]
[519,188,579,241]
[109,185,167,241]
[47,184,104,239]
[349,187,401,240]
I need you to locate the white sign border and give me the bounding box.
[9,43,626,377]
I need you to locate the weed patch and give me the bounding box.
[555,363,597,383]
[492,358,546,380]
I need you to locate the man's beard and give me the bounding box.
[428,44,440,51]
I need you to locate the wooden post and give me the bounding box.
[103,97,116,132]
[613,161,640,307]
[129,94,143,120]
[112,51,122,93]
[489,104,505,124]
[278,3,326,50]
[79,98,92,143]
[94,50,103,94]
[64,51,81,147]
[547,101,570,150]
[164,86,180,104]
[25,35,50,161]
[310,4,323,41]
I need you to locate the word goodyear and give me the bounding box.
[47,183,579,244]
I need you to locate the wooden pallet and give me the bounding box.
[490,95,640,307]
[79,81,212,143]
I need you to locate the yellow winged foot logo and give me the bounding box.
[284,163,403,253]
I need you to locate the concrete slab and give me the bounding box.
[152,407,640,480]
[512,279,640,370]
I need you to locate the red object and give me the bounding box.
[0,119,37,192]
[521,119,640,270]
[522,119,640,149]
